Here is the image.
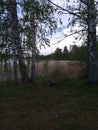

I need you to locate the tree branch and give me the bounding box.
[79,0,87,5]
[52,29,86,45]
[47,0,82,19]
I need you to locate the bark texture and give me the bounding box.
[7,0,29,83]
[30,0,36,82]
[11,30,18,85]
[87,0,98,83]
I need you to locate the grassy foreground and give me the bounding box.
[0,78,98,130]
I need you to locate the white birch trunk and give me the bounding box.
[7,0,29,83]
[87,0,98,83]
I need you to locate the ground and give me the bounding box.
[0,78,98,130]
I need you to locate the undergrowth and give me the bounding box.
[0,75,98,130]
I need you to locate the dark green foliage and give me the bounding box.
[69,44,88,61]
[0,0,58,82]
[53,48,63,60]
[38,42,98,61]
[22,0,57,48]
[63,46,69,60]
[37,44,89,61]
[37,46,69,60]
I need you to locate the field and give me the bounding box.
[35,60,81,77]
[0,60,98,130]
[0,60,83,81]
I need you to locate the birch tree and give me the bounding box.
[22,0,57,81]
[1,0,58,83]
[0,0,12,81]
[7,0,29,83]
[87,0,98,83]
[30,0,36,82]
[48,0,98,83]
[70,0,98,83]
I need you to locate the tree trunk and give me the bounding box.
[30,0,36,82]
[9,17,18,85]
[13,49,18,86]
[11,29,18,86]
[87,0,98,83]
[7,0,29,83]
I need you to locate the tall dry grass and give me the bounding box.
[0,60,82,82]
[35,60,81,77]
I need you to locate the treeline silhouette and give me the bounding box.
[37,45,86,61]
[37,44,98,61]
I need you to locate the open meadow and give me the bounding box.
[0,60,82,81]
[35,60,81,77]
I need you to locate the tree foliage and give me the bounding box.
[0,0,58,83]
[48,0,98,83]
[0,0,98,84]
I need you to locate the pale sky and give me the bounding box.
[39,0,98,55]
[39,0,81,55]
[40,27,83,55]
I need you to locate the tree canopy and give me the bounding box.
[0,0,98,84]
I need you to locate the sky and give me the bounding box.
[40,27,83,55]
[39,0,98,55]
[39,0,81,55]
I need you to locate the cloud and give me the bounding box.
[40,0,98,55]
[40,26,83,55]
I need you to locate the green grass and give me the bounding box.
[0,78,98,130]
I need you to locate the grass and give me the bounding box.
[0,77,98,130]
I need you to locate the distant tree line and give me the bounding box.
[37,43,98,61]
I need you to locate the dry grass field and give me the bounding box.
[0,60,83,81]
[35,60,81,77]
